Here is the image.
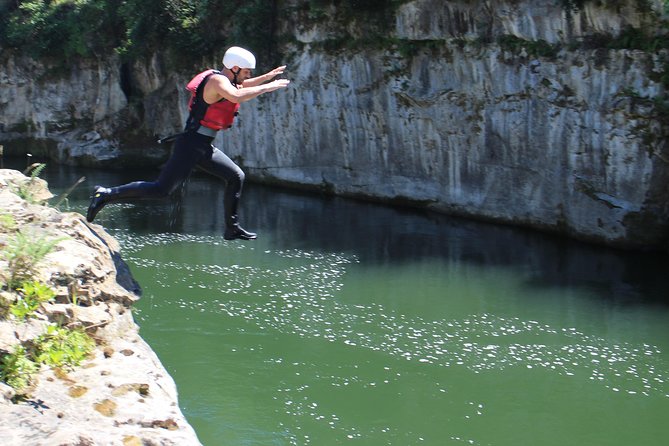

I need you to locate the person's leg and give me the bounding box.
[197,147,256,240]
[87,133,210,222]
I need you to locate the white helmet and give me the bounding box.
[223,46,256,70]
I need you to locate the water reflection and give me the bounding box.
[249,183,669,307]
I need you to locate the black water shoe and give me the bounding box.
[86,185,111,222]
[224,224,257,241]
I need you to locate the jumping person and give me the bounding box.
[86,46,290,240]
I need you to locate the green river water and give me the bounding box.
[24,162,669,445]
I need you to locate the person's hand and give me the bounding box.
[266,65,286,81]
[265,78,290,92]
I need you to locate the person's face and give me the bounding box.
[236,67,253,81]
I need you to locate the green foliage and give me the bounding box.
[306,0,399,14]
[0,325,95,390]
[498,35,560,59]
[0,0,281,68]
[0,345,39,390]
[0,0,407,68]
[0,214,17,233]
[229,0,280,68]
[0,231,65,290]
[9,281,56,320]
[33,325,95,368]
[115,0,177,58]
[0,0,666,68]
[1,0,121,61]
[561,0,653,13]
[579,25,669,53]
[352,0,393,8]
[16,163,47,204]
[605,26,669,52]
[0,293,9,319]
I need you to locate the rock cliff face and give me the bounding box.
[1,0,668,248]
[0,170,201,445]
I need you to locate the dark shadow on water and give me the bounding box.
[248,181,669,308]
[6,158,669,308]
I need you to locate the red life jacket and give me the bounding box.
[186,69,240,131]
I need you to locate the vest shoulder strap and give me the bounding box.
[185,70,221,132]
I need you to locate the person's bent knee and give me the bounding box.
[227,168,245,187]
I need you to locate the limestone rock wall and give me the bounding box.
[222,0,669,247]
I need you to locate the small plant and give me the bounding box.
[33,325,95,368]
[497,35,560,59]
[0,214,17,233]
[0,324,97,391]
[0,345,39,390]
[16,163,47,204]
[67,279,80,306]
[0,292,10,319]
[0,231,65,290]
[9,281,56,320]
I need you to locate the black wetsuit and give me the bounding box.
[101,131,245,227]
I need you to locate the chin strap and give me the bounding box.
[231,67,241,87]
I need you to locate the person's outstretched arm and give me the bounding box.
[209,72,290,104]
[243,66,287,88]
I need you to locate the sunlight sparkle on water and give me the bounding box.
[117,231,669,404]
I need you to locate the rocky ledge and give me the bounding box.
[0,169,201,445]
